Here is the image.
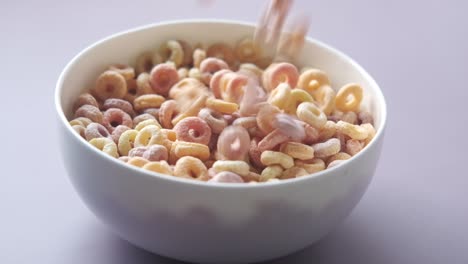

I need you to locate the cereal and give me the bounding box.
[217,126,250,160]
[69,32,377,183]
[85,123,110,141]
[108,64,135,80]
[208,171,244,183]
[335,83,363,112]
[93,70,127,100]
[336,120,368,140]
[173,141,210,161]
[143,160,173,175]
[102,98,135,117]
[206,97,239,114]
[110,125,131,143]
[73,93,99,112]
[158,100,178,128]
[296,102,327,129]
[198,108,227,134]
[280,142,314,160]
[260,165,283,182]
[117,129,138,156]
[174,156,208,180]
[260,150,294,169]
[207,43,236,66]
[262,62,299,92]
[212,160,250,176]
[149,63,179,96]
[173,117,212,145]
[102,108,133,132]
[135,51,162,74]
[297,68,330,94]
[200,57,229,84]
[74,105,103,124]
[133,94,165,111]
[312,138,341,158]
[89,137,118,158]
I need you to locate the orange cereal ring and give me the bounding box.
[173,117,212,145]
[73,93,98,112]
[256,103,281,134]
[93,70,127,100]
[108,64,135,80]
[335,83,363,112]
[149,63,179,96]
[209,69,232,99]
[257,129,289,152]
[158,100,178,129]
[207,43,236,66]
[102,108,133,133]
[262,62,299,92]
[143,160,173,175]
[127,156,150,167]
[198,108,227,134]
[200,58,229,85]
[217,125,250,161]
[74,105,103,124]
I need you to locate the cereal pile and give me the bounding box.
[68,37,376,184]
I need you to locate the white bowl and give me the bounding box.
[55,20,387,264]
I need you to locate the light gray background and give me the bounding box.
[1,0,467,263]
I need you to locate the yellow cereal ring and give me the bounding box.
[361,123,376,146]
[205,97,239,114]
[260,165,284,182]
[296,102,327,129]
[327,152,352,165]
[134,119,162,131]
[127,156,149,167]
[260,151,294,169]
[160,40,184,67]
[118,129,138,156]
[297,68,330,94]
[280,142,315,160]
[133,94,165,111]
[174,156,208,180]
[143,160,173,175]
[313,85,336,115]
[69,117,93,128]
[284,89,314,115]
[89,137,118,158]
[318,121,337,142]
[173,141,210,161]
[335,83,363,112]
[280,166,308,179]
[295,158,325,174]
[267,83,291,110]
[336,121,368,140]
[212,160,250,176]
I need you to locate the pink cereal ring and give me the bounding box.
[256,103,281,134]
[224,73,248,103]
[273,113,305,142]
[208,171,244,183]
[173,116,212,145]
[209,69,232,99]
[257,129,289,152]
[128,146,148,157]
[111,125,131,143]
[200,57,229,85]
[217,125,250,160]
[262,62,299,92]
[239,80,267,117]
[149,63,179,96]
[85,123,110,141]
[73,93,99,112]
[143,144,169,161]
[103,108,133,133]
[159,100,178,129]
[249,138,265,169]
[198,108,227,134]
[102,98,135,117]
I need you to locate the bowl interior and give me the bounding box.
[57,20,386,136]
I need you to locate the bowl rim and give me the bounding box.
[55,19,387,189]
